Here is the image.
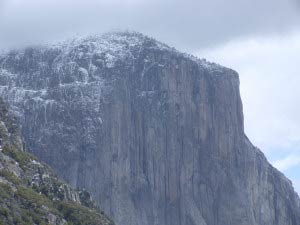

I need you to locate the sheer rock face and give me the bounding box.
[0,32,299,225]
[0,98,114,225]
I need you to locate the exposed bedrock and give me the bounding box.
[0,32,299,225]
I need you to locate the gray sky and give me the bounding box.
[0,0,300,192]
[0,0,300,50]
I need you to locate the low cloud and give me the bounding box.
[274,155,300,171]
[0,0,299,50]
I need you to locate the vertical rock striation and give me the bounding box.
[0,98,114,225]
[0,32,299,225]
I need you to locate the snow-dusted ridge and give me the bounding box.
[0,31,238,121]
[49,31,227,71]
[0,31,237,119]
[0,31,229,74]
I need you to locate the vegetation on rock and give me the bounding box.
[0,98,114,225]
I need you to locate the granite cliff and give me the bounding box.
[0,32,299,225]
[0,98,114,225]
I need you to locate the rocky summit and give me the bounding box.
[0,31,299,225]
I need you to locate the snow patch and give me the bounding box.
[31,160,41,166]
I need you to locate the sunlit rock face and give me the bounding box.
[0,32,299,225]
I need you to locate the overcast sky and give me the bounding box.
[0,0,300,193]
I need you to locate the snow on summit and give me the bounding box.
[49,31,173,67]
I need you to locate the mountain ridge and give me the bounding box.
[0,31,299,225]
